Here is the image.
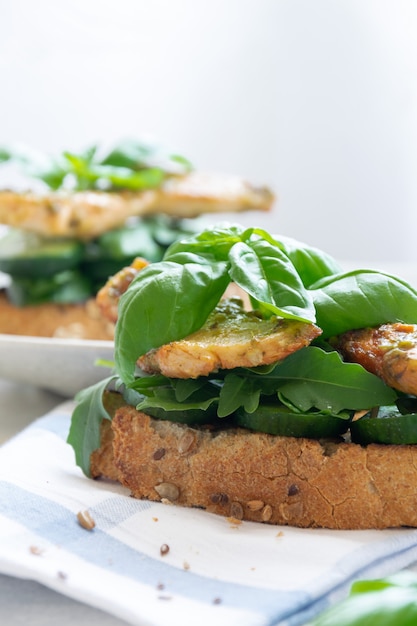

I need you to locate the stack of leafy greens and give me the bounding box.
[0,140,195,305]
[68,224,417,476]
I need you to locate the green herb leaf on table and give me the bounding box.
[307,571,417,626]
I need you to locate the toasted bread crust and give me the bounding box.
[91,403,417,530]
[0,291,114,339]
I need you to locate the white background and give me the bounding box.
[1,0,417,263]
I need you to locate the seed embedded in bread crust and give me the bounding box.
[177,430,197,454]
[210,492,229,505]
[230,501,244,520]
[246,500,264,512]
[154,482,180,501]
[261,504,273,522]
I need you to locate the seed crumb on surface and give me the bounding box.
[183,560,190,570]
[77,510,96,531]
[29,545,44,556]
[160,543,170,556]
[276,530,284,538]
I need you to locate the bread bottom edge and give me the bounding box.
[90,402,417,530]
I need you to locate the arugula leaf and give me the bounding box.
[311,270,417,337]
[136,386,218,413]
[266,346,397,412]
[218,373,261,417]
[67,376,117,476]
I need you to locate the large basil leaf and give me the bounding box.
[164,223,245,264]
[274,234,342,287]
[311,270,417,338]
[228,237,316,323]
[115,260,230,384]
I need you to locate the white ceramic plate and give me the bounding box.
[0,334,114,397]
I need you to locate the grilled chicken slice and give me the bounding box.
[0,172,274,240]
[96,257,149,324]
[152,171,274,217]
[0,189,156,240]
[138,298,322,379]
[333,323,417,395]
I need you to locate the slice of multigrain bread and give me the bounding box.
[90,402,417,530]
[0,291,114,339]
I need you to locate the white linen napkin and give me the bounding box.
[1,403,417,626]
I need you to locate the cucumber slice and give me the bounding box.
[142,405,220,425]
[0,229,83,278]
[235,405,350,438]
[81,224,163,282]
[97,224,163,261]
[6,270,92,306]
[350,409,417,444]
[121,386,219,425]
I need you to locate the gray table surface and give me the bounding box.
[0,378,130,626]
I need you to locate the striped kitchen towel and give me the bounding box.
[1,403,417,626]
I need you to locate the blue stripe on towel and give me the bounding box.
[0,481,309,622]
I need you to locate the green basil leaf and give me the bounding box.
[312,270,417,338]
[115,260,230,384]
[0,140,191,191]
[228,238,316,323]
[164,223,244,264]
[35,164,68,190]
[100,139,192,175]
[0,147,12,162]
[274,234,342,287]
[67,376,117,477]
[266,346,397,412]
[100,139,155,169]
[90,165,165,190]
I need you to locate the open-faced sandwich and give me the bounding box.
[0,141,273,339]
[68,223,417,530]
